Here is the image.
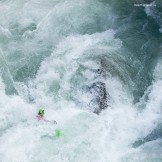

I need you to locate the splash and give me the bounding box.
[0,0,162,162]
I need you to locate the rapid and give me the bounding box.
[0,0,162,161]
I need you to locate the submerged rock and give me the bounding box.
[89,81,108,115]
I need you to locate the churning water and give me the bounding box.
[0,0,162,161]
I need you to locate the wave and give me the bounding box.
[0,0,162,161]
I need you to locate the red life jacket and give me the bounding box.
[36,115,49,122]
[36,115,43,120]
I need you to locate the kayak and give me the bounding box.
[54,129,63,137]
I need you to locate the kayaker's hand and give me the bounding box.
[52,121,57,124]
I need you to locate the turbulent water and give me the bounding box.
[0,0,162,161]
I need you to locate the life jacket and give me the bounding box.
[36,115,49,122]
[36,115,43,120]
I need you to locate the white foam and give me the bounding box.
[0,0,161,162]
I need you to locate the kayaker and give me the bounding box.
[36,109,57,124]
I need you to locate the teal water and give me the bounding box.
[0,0,162,161]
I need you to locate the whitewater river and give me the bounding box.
[0,0,162,161]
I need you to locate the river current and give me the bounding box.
[0,0,162,162]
